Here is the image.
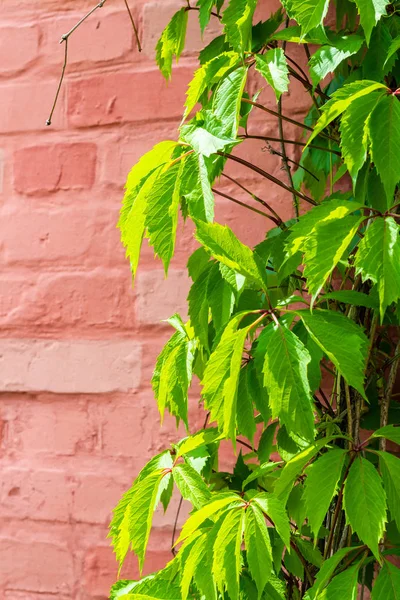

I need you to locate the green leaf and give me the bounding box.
[222,0,257,53]
[195,220,266,288]
[152,330,195,428]
[340,90,383,181]
[183,152,215,223]
[181,112,238,158]
[184,51,239,119]
[285,198,363,257]
[109,452,173,571]
[213,507,245,600]
[258,422,279,464]
[343,456,387,560]
[306,547,362,599]
[309,35,364,87]
[118,142,177,279]
[355,217,400,321]
[243,462,281,488]
[212,66,248,137]
[196,0,217,33]
[292,321,323,393]
[245,504,273,597]
[298,309,369,398]
[353,0,388,44]
[156,8,188,79]
[306,80,387,147]
[372,559,400,600]
[187,262,215,349]
[384,35,400,68]
[373,425,400,445]
[177,492,243,544]
[202,315,251,440]
[303,214,363,301]
[237,364,257,444]
[146,161,183,274]
[261,322,316,443]
[181,533,208,600]
[255,48,289,101]
[369,95,400,203]
[253,493,291,548]
[282,0,330,36]
[173,462,211,509]
[177,427,221,457]
[378,451,400,531]
[322,290,379,310]
[317,563,360,600]
[274,437,336,503]
[363,22,395,80]
[272,24,328,44]
[304,449,347,539]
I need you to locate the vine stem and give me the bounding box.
[217,151,317,206]
[240,134,341,156]
[380,338,400,451]
[212,188,278,222]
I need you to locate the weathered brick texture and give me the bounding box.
[0,0,303,597]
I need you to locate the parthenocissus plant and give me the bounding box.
[66,0,400,598]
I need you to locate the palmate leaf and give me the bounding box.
[156,8,188,79]
[253,493,291,548]
[305,546,362,600]
[318,563,360,600]
[184,51,239,119]
[255,48,289,101]
[339,89,383,181]
[281,0,329,36]
[201,313,251,440]
[372,560,400,600]
[353,0,388,44]
[377,451,400,530]
[173,462,211,509]
[343,456,387,560]
[274,437,336,503]
[213,508,245,600]
[245,504,273,597]
[152,329,196,428]
[176,493,243,544]
[355,217,400,321]
[285,198,362,257]
[195,220,266,288]
[368,95,400,201]
[119,142,177,279]
[309,35,364,87]
[304,449,347,539]
[221,0,257,53]
[212,66,248,137]
[302,214,363,301]
[372,424,400,445]
[306,80,387,147]
[146,160,184,274]
[298,310,369,398]
[261,321,316,443]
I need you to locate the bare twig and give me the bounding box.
[123,0,142,52]
[380,338,400,451]
[47,0,141,125]
[171,496,183,556]
[240,134,341,156]
[212,188,278,222]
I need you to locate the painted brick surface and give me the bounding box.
[0,0,304,597]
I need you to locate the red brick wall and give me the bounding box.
[0,1,305,598]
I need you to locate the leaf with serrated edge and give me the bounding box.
[377,451,400,531]
[298,310,369,398]
[353,0,387,44]
[261,322,316,443]
[355,217,400,322]
[156,8,188,79]
[245,504,273,597]
[282,0,330,36]
[306,546,362,600]
[343,456,387,560]
[222,0,257,53]
[372,559,400,600]
[213,507,245,600]
[253,493,291,548]
[304,449,347,540]
[173,462,211,509]
[369,95,400,201]
[212,66,248,137]
[255,49,289,101]
[318,563,360,600]
[373,425,400,445]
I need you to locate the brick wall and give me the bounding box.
[0,1,305,598]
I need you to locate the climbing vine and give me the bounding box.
[56,0,400,598]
